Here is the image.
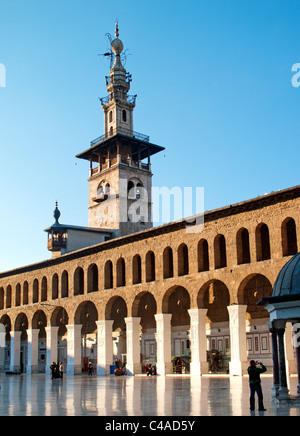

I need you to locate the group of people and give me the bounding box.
[143,363,157,376]
[114,358,127,376]
[50,361,64,380]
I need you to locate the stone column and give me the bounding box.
[66,324,82,375]
[275,320,290,399]
[125,317,141,375]
[0,323,5,372]
[227,304,248,376]
[10,331,22,372]
[267,322,280,397]
[96,320,114,376]
[45,326,59,375]
[26,328,39,374]
[188,308,208,375]
[155,313,173,375]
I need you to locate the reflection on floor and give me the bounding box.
[0,373,299,416]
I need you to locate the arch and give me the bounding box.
[198,239,209,272]
[163,247,174,279]
[74,301,98,334]
[41,276,47,302]
[15,283,21,307]
[132,254,142,284]
[214,234,227,269]
[6,285,12,308]
[105,296,128,332]
[198,280,230,323]
[23,281,29,305]
[282,217,298,257]
[0,287,4,310]
[145,251,155,282]
[32,310,47,337]
[14,312,28,331]
[52,273,59,299]
[104,260,113,289]
[51,306,69,327]
[0,315,11,345]
[132,291,157,331]
[74,267,84,295]
[236,228,250,265]
[238,274,272,320]
[178,243,189,276]
[97,180,110,201]
[61,270,69,298]
[32,279,39,303]
[87,263,99,293]
[51,306,69,364]
[128,177,144,200]
[256,223,271,261]
[162,286,190,327]
[116,257,126,287]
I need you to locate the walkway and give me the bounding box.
[0,373,299,416]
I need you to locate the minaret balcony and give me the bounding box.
[90,127,149,147]
[47,235,67,251]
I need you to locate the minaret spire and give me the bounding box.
[115,20,119,38]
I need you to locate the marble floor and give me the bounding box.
[0,373,299,417]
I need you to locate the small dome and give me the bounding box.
[273,252,300,297]
[111,37,124,55]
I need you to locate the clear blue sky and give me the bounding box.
[0,0,300,272]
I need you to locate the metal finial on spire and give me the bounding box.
[115,20,119,38]
[53,200,61,225]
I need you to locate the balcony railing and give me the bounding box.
[91,127,149,147]
[99,94,137,106]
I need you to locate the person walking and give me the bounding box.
[248,360,267,411]
[88,361,93,376]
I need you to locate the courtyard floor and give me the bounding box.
[0,373,299,417]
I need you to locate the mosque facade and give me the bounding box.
[0,25,300,378]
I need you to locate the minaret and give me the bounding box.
[76,24,164,237]
[102,22,135,138]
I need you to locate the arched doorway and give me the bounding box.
[0,315,11,371]
[238,274,273,364]
[105,296,127,366]
[32,310,47,373]
[198,280,230,372]
[14,313,28,373]
[132,292,157,367]
[162,286,191,373]
[51,307,69,370]
[74,301,98,372]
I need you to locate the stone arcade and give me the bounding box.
[1,26,300,388]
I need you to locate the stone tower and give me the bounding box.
[76,23,164,237]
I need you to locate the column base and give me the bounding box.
[97,364,111,376]
[278,387,290,400]
[27,365,39,375]
[126,363,141,376]
[272,384,280,397]
[190,361,209,376]
[156,362,173,376]
[66,365,82,375]
[229,360,248,376]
